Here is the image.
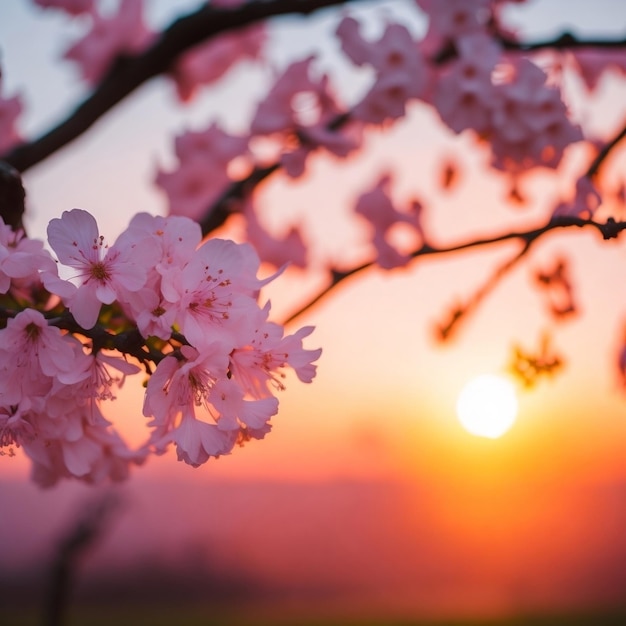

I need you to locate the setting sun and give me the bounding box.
[456,374,518,439]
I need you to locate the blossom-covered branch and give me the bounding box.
[0,208,322,485]
[3,1,626,176]
[1,0,367,173]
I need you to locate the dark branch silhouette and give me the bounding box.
[587,120,626,179]
[499,31,626,53]
[436,240,532,341]
[0,161,26,231]
[281,216,626,326]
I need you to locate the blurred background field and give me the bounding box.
[3,476,626,626]
[5,607,626,626]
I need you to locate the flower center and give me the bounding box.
[25,322,41,341]
[90,261,110,281]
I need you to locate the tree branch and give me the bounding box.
[436,240,532,341]
[199,164,280,236]
[0,305,166,369]
[0,161,26,231]
[499,31,626,53]
[281,216,626,325]
[587,120,626,179]
[1,0,367,173]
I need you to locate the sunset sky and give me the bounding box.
[2,1,626,622]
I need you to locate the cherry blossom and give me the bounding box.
[1,308,82,379]
[0,217,58,295]
[490,58,583,171]
[171,24,265,102]
[354,174,425,269]
[244,201,308,269]
[83,349,141,401]
[160,237,270,348]
[338,17,428,88]
[0,199,320,484]
[46,208,155,329]
[23,416,145,486]
[143,344,241,465]
[0,401,33,457]
[229,305,322,399]
[337,17,429,123]
[155,123,250,219]
[250,57,357,175]
[416,0,492,57]
[63,0,153,84]
[168,415,237,467]
[114,212,201,338]
[432,33,500,134]
[418,0,491,42]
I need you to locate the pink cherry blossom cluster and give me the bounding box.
[422,9,582,172]
[336,16,430,124]
[157,55,358,219]
[171,22,266,102]
[24,1,610,254]
[0,210,321,485]
[143,0,604,278]
[354,174,425,270]
[155,122,250,221]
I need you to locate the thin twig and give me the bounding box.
[436,239,532,341]
[281,215,626,325]
[587,120,626,179]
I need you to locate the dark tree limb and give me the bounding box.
[499,31,626,53]
[0,161,26,231]
[1,0,368,173]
